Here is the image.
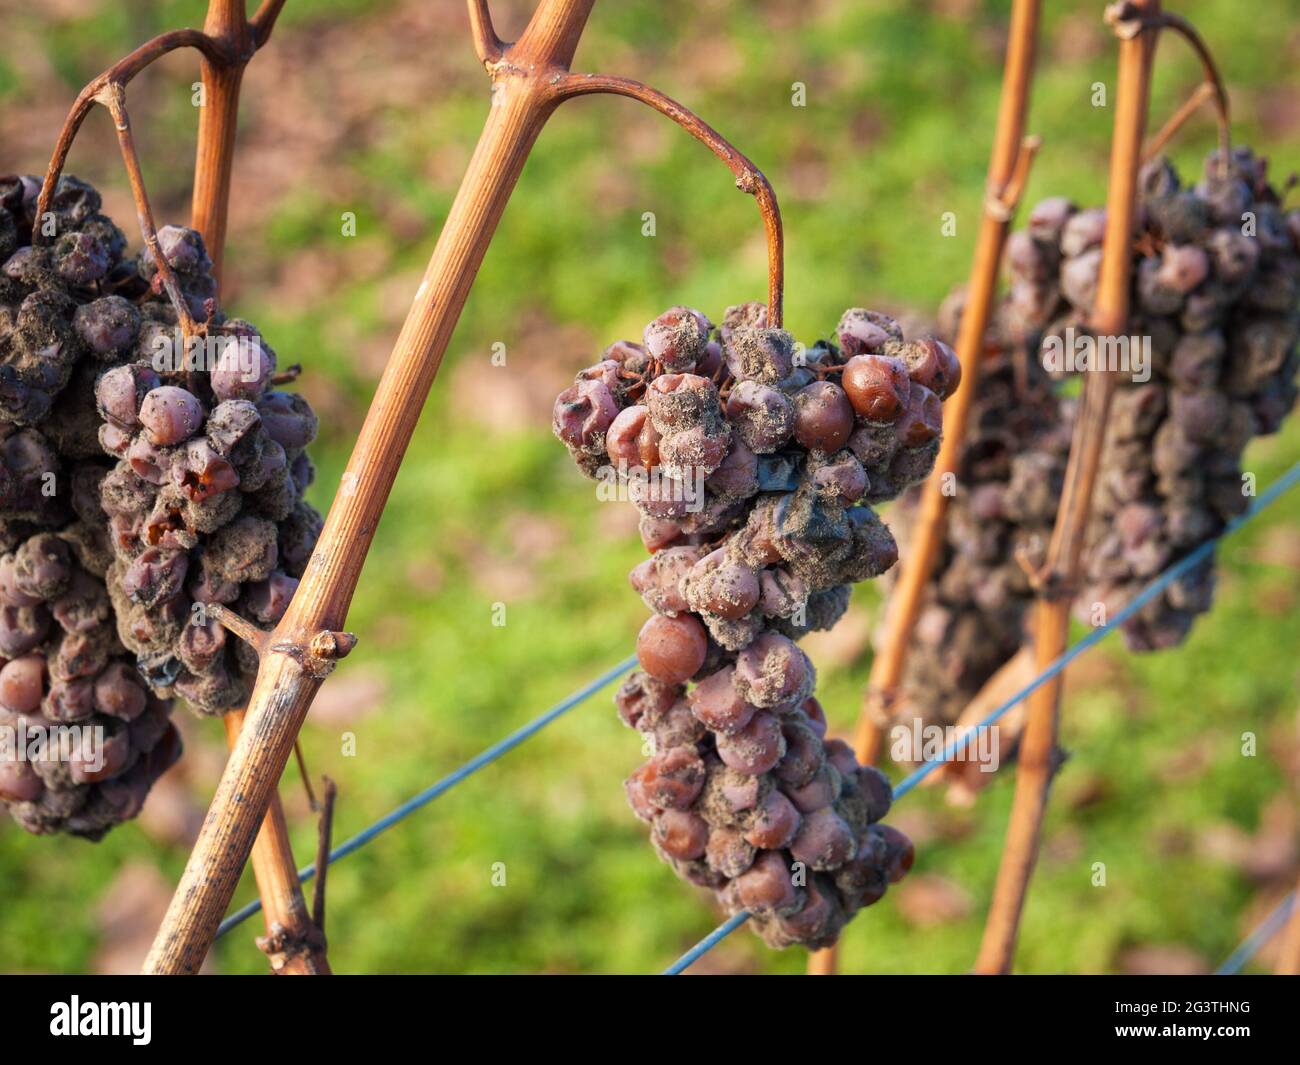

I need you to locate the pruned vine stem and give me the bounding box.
[809,0,1043,979]
[851,0,1041,774]
[972,0,1164,976]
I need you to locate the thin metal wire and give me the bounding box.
[215,653,639,939]
[1215,892,1296,975]
[662,912,751,974]
[663,460,1300,973]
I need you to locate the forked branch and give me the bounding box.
[207,604,272,656]
[1143,80,1215,162]
[34,30,224,237]
[143,0,791,974]
[1154,11,1230,170]
[469,0,506,65]
[188,0,331,977]
[144,0,603,974]
[33,0,320,974]
[985,135,1041,222]
[251,0,290,48]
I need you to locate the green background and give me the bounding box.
[0,0,1297,974]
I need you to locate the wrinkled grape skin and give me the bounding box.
[653,808,710,860]
[734,850,798,913]
[716,710,785,775]
[842,354,910,423]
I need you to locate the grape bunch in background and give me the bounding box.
[554,303,960,947]
[883,289,1073,738]
[0,173,321,837]
[1003,146,1300,650]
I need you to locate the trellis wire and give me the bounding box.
[1215,892,1296,975]
[663,459,1300,974]
[207,461,1297,961]
[215,654,638,938]
[663,912,751,974]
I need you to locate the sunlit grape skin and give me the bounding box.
[636,613,708,684]
[901,338,961,401]
[742,788,801,850]
[96,364,161,430]
[211,336,274,402]
[643,306,711,371]
[0,654,44,713]
[642,746,705,810]
[789,806,857,870]
[606,404,649,467]
[653,808,710,859]
[725,381,794,453]
[715,710,784,775]
[688,666,755,734]
[734,850,798,913]
[842,354,910,423]
[92,662,147,721]
[138,386,204,446]
[792,381,855,452]
[894,381,943,448]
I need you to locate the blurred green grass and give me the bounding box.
[0,0,1298,974]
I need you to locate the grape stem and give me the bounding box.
[144,0,785,975]
[34,29,225,239]
[1142,80,1216,163]
[310,778,339,937]
[1108,3,1231,176]
[102,87,201,342]
[973,0,1164,977]
[206,604,271,655]
[468,0,505,66]
[550,73,785,326]
[812,0,1045,980]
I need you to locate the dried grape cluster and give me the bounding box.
[1003,147,1300,649]
[0,172,321,835]
[0,174,180,836]
[884,304,1073,728]
[555,303,958,947]
[93,238,322,713]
